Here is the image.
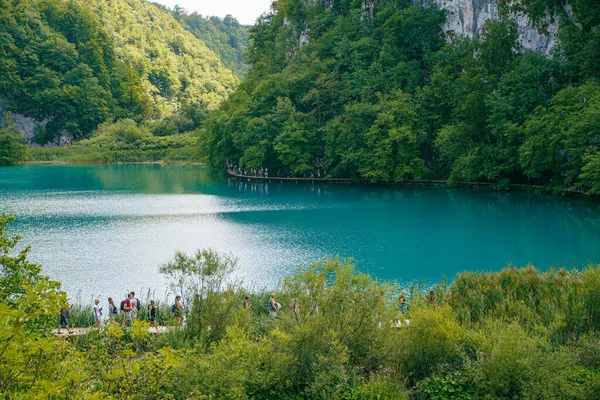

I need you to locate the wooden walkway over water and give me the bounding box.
[227,169,449,186]
[226,169,587,195]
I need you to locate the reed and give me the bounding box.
[450,264,600,340]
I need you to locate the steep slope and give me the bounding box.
[153,4,250,77]
[86,0,239,117]
[0,0,239,144]
[0,0,151,142]
[436,0,557,53]
[203,0,600,195]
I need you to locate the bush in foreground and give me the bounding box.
[1,213,600,398]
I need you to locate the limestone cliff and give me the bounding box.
[0,98,71,146]
[435,0,557,53]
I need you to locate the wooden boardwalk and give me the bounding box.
[227,169,447,186]
[226,169,586,195]
[54,326,173,336]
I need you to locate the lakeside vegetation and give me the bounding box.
[202,0,600,196]
[0,0,242,146]
[3,0,600,198]
[2,212,600,399]
[0,114,28,166]
[28,117,204,164]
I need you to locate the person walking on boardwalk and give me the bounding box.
[122,293,133,326]
[58,305,71,334]
[174,296,184,327]
[130,291,140,320]
[93,299,103,328]
[108,297,118,325]
[148,300,158,328]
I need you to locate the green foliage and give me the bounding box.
[202,0,446,179]
[0,213,69,396]
[0,113,28,166]
[0,223,600,400]
[3,215,600,398]
[520,82,600,190]
[394,306,466,382]
[160,249,243,344]
[417,371,474,400]
[0,0,241,144]
[87,0,238,117]
[28,119,201,164]
[203,0,600,195]
[161,5,250,77]
[0,0,151,142]
[451,265,600,339]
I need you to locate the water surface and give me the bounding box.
[1,164,599,300]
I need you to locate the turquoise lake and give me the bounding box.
[1,164,599,301]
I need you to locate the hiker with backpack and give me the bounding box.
[121,293,133,326]
[108,297,118,325]
[129,291,140,320]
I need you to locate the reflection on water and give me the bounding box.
[1,164,599,300]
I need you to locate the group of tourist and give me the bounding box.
[227,163,269,178]
[57,289,415,334]
[226,162,327,180]
[57,293,185,333]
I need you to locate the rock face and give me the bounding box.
[0,98,71,146]
[0,98,41,144]
[435,0,557,53]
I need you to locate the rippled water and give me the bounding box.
[1,164,599,301]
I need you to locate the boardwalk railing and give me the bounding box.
[226,169,586,194]
[226,169,448,185]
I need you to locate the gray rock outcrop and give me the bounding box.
[436,0,557,53]
[0,97,71,146]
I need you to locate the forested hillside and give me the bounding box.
[86,0,238,116]
[202,0,600,195]
[0,0,150,143]
[0,0,238,146]
[154,4,250,77]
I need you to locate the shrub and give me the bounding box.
[394,305,466,382]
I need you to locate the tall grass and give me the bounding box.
[29,145,200,164]
[451,265,600,340]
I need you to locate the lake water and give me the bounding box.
[1,164,599,301]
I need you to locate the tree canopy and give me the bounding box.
[0,0,240,145]
[202,0,600,195]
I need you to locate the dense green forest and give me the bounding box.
[2,212,600,398]
[202,0,600,195]
[0,0,151,142]
[154,3,250,77]
[85,0,238,116]
[0,0,239,146]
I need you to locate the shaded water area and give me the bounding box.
[1,164,599,301]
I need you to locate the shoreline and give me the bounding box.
[12,161,596,199]
[226,169,593,199]
[22,160,208,166]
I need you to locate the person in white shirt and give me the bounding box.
[129,292,139,320]
[93,299,103,328]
